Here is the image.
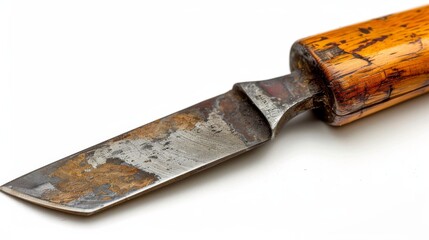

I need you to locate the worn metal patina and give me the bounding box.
[1,72,323,215]
[235,70,324,136]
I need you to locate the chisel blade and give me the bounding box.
[0,89,272,215]
[1,72,322,215]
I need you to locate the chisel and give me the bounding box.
[2,5,428,215]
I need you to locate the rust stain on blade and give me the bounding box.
[41,153,158,204]
[114,112,201,141]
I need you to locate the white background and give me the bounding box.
[1,1,428,239]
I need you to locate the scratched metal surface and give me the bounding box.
[1,90,271,215]
[235,70,324,136]
[1,70,325,215]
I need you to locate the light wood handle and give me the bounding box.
[290,6,429,126]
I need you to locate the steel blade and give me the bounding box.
[0,90,272,215]
[1,71,323,215]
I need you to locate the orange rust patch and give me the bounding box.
[42,153,157,204]
[123,112,201,140]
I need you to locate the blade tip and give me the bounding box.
[0,185,98,216]
[0,184,12,195]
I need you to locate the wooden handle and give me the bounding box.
[290,6,429,126]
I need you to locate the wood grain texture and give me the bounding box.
[290,5,429,126]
